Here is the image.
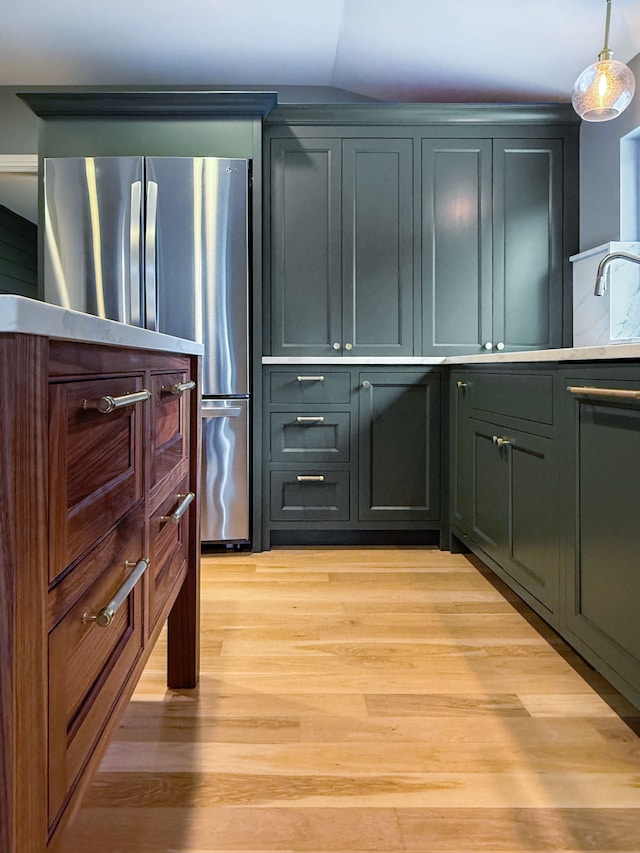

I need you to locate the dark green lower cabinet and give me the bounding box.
[358,371,440,523]
[563,377,640,707]
[450,368,559,621]
[469,418,558,613]
[263,366,441,546]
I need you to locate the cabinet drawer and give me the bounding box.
[148,477,191,636]
[270,470,350,521]
[269,371,352,404]
[48,375,146,581]
[47,523,145,827]
[466,371,554,425]
[269,412,350,462]
[150,368,192,496]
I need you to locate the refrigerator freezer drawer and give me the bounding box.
[201,399,249,543]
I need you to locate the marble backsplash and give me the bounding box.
[571,242,640,347]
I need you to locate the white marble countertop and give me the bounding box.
[264,343,640,366]
[0,296,203,355]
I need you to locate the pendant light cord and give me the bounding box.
[600,0,613,60]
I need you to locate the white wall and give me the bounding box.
[579,51,640,250]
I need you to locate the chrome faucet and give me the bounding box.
[594,251,640,296]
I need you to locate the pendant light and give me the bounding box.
[572,0,636,122]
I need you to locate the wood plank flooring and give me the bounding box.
[57,548,640,852]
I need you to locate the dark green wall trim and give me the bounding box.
[18,90,278,119]
[266,103,580,127]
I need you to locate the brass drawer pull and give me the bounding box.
[82,558,149,627]
[82,388,151,413]
[160,492,195,525]
[567,385,640,400]
[296,416,325,423]
[456,380,467,389]
[297,375,325,382]
[296,475,325,482]
[162,380,196,396]
[492,435,511,447]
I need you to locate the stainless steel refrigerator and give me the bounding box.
[44,155,251,544]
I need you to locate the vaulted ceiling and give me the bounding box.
[1,0,640,104]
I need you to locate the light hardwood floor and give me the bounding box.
[57,548,640,852]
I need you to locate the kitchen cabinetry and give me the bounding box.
[262,366,440,547]
[264,105,578,359]
[560,366,640,707]
[450,368,560,621]
[422,138,565,355]
[0,325,200,853]
[267,136,415,357]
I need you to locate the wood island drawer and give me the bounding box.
[269,412,350,462]
[48,374,146,582]
[148,477,192,636]
[268,371,352,404]
[47,523,146,828]
[150,369,192,496]
[270,470,350,521]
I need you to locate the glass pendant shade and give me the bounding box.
[572,57,636,122]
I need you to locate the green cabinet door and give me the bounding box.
[358,371,440,523]
[493,139,564,351]
[342,139,415,356]
[422,140,493,356]
[422,137,565,355]
[269,138,342,356]
[564,383,640,702]
[470,417,559,613]
[268,134,415,357]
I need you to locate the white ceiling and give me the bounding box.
[1,0,640,103]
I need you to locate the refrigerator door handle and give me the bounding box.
[202,404,243,418]
[129,180,142,326]
[144,179,158,331]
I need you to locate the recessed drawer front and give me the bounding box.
[468,372,554,425]
[270,470,350,521]
[269,371,352,404]
[48,375,146,581]
[269,412,350,462]
[47,523,146,828]
[150,368,192,496]
[148,476,191,636]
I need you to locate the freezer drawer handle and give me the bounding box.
[81,558,149,627]
[82,389,151,414]
[202,405,243,418]
[296,475,325,482]
[296,375,325,382]
[567,385,640,400]
[163,380,196,396]
[296,416,325,423]
[160,492,195,525]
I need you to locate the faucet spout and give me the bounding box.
[594,251,640,296]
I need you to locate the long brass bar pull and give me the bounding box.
[296,375,325,382]
[296,416,325,423]
[163,380,196,396]
[567,385,640,400]
[82,389,151,413]
[160,492,195,525]
[297,475,325,482]
[82,558,149,627]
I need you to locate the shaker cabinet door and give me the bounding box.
[269,138,342,356]
[342,138,415,356]
[492,139,564,351]
[422,139,493,356]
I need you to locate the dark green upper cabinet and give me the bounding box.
[268,135,415,357]
[422,137,567,355]
[422,140,493,356]
[269,138,343,357]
